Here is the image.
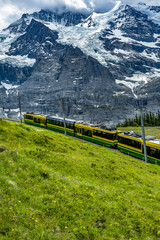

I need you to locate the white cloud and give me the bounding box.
[0,0,160,30]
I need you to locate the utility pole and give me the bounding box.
[61,98,67,136]
[140,101,147,163]
[18,91,22,123]
[2,107,5,118]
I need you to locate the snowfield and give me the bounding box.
[0,1,160,98]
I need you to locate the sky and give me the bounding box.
[0,0,160,31]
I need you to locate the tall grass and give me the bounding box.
[0,119,160,240]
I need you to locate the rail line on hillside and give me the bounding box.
[3,118,144,162]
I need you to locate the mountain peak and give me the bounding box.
[0,3,160,122]
[31,9,89,26]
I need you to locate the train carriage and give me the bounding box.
[117,132,160,165]
[24,112,160,166]
[145,141,160,165]
[24,113,47,128]
[46,116,75,136]
[75,122,120,148]
[117,133,143,159]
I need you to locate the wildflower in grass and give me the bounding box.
[65,226,67,229]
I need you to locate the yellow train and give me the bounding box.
[24,113,160,165]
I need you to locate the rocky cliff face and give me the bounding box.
[0,2,160,126]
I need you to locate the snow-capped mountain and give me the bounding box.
[0,2,160,125]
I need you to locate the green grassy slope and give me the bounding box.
[0,119,160,240]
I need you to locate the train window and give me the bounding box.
[102,132,107,138]
[48,119,52,124]
[26,115,33,120]
[93,130,102,137]
[151,147,157,158]
[66,123,73,129]
[93,130,114,140]
[147,147,160,159]
[118,136,141,149]
[106,133,114,140]
[61,122,64,127]
[82,129,92,137]
[133,141,141,149]
[93,130,97,136]
[34,118,40,123]
[69,124,73,129]
[150,148,156,157]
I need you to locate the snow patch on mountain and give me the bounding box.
[2,1,160,69]
[0,54,36,68]
[54,3,123,66]
[140,51,159,62]
[53,2,160,67]
[113,49,131,57]
[0,80,19,96]
[116,68,160,98]
[0,29,36,67]
[110,28,160,48]
[134,3,160,25]
[1,81,19,89]
[57,25,120,66]
[116,73,147,98]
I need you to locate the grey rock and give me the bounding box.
[0,5,160,126]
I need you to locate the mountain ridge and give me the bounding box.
[0,2,160,125]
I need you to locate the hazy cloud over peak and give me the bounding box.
[0,0,160,30]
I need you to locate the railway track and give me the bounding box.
[3,118,142,161]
